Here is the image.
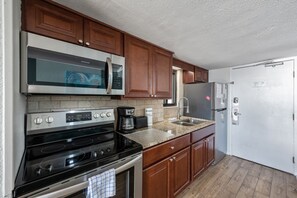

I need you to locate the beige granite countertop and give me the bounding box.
[124,117,215,149]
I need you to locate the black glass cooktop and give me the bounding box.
[14,123,142,197]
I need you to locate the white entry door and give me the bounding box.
[231,60,294,173]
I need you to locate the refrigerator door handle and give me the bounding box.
[211,108,227,112]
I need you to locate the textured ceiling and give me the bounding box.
[54,0,297,69]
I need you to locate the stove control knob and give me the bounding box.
[45,116,54,123]
[93,113,100,119]
[35,168,42,175]
[106,112,112,117]
[100,150,104,155]
[34,117,43,125]
[93,152,98,158]
[106,148,111,153]
[46,164,53,172]
[100,113,106,118]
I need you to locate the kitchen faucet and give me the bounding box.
[177,97,190,120]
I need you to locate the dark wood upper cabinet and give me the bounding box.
[22,0,84,45]
[22,0,123,55]
[173,58,194,72]
[84,19,123,55]
[183,70,195,84]
[153,47,172,98]
[124,35,173,98]
[195,67,208,83]
[124,35,152,98]
[173,58,208,84]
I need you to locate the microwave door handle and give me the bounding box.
[106,57,113,94]
[36,181,89,198]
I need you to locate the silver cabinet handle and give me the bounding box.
[234,112,241,116]
[154,95,157,97]
[170,146,174,150]
[173,157,176,160]
[85,42,90,46]
[106,57,113,94]
[169,158,173,162]
[150,94,153,97]
[37,181,89,198]
[78,39,83,44]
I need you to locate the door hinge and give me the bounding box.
[293,157,295,164]
[293,114,295,120]
[294,71,295,78]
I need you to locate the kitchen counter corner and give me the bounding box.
[123,117,215,149]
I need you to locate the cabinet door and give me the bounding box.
[191,139,206,179]
[202,70,209,82]
[172,147,191,197]
[143,158,170,198]
[22,0,83,44]
[183,70,195,84]
[194,67,203,82]
[206,134,215,167]
[152,47,173,98]
[84,20,123,55]
[124,35,153,98]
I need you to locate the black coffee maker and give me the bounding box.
[116,106,135,133]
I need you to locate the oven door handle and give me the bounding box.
[36,181,89,198]
[106,57,113,94]
[115,154,142,174]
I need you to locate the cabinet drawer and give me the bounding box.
[191,125,215,143]
[143,134,190,168]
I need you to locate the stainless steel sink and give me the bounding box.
[171,118,205,126]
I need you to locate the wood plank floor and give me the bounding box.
[177,156,297,198]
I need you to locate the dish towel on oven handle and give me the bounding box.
[87,169,116,198]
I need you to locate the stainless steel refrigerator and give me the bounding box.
[184,82,228,164]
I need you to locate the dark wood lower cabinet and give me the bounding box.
[191,139,205,180]
[206,134,215,166]
[143,158,170,198]
[143,125,215,197]
[172,147,191,196]
[143,147,191,198]
[191,133,215,180]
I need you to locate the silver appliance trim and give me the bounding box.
[20,153,143,198]
[21,31,125,95]
[26,109,115,135]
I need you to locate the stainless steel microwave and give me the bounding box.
[21,32,125,95]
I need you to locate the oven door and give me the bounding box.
[21,32,125,95]
[27,153,142,198]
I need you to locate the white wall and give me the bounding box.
[0,0,3,196]
[213,57,297,176]
[2,0,25,197]
[209,68,232,155]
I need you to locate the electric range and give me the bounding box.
[14,109,143,198]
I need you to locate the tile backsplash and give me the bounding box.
[27,96,164,123]
[164,107,179,119]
